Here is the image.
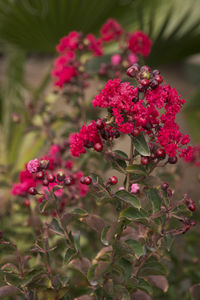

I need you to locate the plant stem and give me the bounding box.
[43,224,54,286]
[126,138,134,191]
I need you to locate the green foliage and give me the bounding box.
[115,190,141,209]
[132,132,150,157]
[146,188,162,213]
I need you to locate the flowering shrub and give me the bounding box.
[0,19,199,300]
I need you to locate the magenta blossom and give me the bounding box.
[27,159,40,174]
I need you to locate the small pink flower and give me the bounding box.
[119,187,125,191]
[128,53,138,65]
[27,159,40,173]
[131,183,139,194]
[111,54,121,66]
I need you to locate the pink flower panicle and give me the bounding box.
[11,143,89,212]
[128,31,152,57]
[56,31,81,53]
[70,65,192,160]
[100,18,123,42]
[86,34,103,56]
[70,121,103,157]
[180,145,200,167]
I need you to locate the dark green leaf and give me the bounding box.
[101,225,110,246]
[113,240,134,257]
[161,189,169,206]
[71,208,88,217]
[163,233,174,251]
[146,188,162,213]
[125,239,144,259]
[132,133,150,157]
[139,261,168,276]
[40,199,48,213]
[114,285,130,300]
[117,258,134,279]
[22,269,43,287]
[114,150,129,160]
[50,218,64,236]
[64,248,77,264]
[87,264,98,286]
[137,278,153,295]
[126,277,153,295]
[112,159,127,173]
[126,164,146,176]
[115,190,141,209]
[73,231,81,253]
[120,207,148,221]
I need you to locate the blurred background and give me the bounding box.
[0,0,200,299]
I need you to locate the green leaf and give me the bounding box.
[114,285,130,300]
[115,190,141,209]
[64,248,77,264]
[73,231,81,253]
[114,150,129,160]
[132,133,150,157]
[146,188,162,213]
[22,269,43,287]
[50,218,64,236]
[126,164,146,176]
[137,278,153,295]
[112,159,127,173]
[120,207,148,221]
[125,239,144,259]
[71,208,88,217]
[95,261,110,283]
[139,261,168,276]
[87,264,98,286]
[101,225,110,246]
[126,278,153,295]
[40,199,48,213]
[117,258,134,279]
[163,233,174,251]
[161,189,169,206]
[113,240,134,257]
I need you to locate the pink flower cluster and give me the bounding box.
[11,143,88,211]
[100,19,123,42]
[180,145,200,167]
[11,170,36,197]
[70,65,192,160]
[51,18,152,87]
[70,121,103,157]
[128,31,152,57]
